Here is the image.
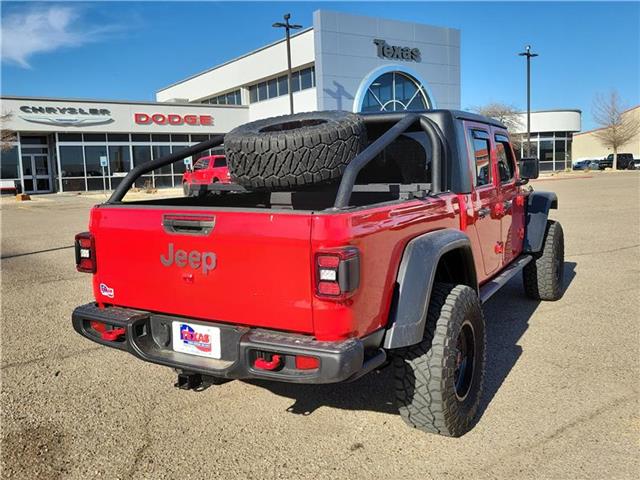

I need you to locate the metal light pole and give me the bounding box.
[518,45,538,157]
[273,13,302,114]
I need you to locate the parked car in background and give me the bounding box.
[573,160,594,170]
[599,153,635,170]
[630,159,640,170]
[182,155,230,196]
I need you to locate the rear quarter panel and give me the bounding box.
[311,194,460,340]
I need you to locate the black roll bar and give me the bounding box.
[333,113,445,209]
[107,135,225,203]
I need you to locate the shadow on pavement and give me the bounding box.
[247,262,577,425]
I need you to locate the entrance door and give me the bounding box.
[21,154,52,193]
[466,125,503,277]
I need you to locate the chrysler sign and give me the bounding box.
[19,105,114,127]
[373,39,421,62]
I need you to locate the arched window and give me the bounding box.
[360,71,431,112]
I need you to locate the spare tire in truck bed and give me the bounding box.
[224,111,366,190]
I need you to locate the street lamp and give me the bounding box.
[518,45,538,157]
[273,13,302,114]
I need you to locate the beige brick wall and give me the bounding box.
[572,106,640,160]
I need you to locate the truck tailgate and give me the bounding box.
[90,206,314,333]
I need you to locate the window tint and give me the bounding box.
[108,134,129,142]
[471,130,492,187]
[300,67,313,89]
[495,135,515,183]
[0,146,19,179]
[58,133,82,142]
[290,71,300,92]
[278,75,288,95]
[213,157,227,167]
[249,85,258,103]
[194,159,210,170]
[257,82,267,101]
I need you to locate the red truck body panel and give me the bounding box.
[85,120,526,343]
[90,207,314,333]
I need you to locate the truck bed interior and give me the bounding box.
[121,126,435,212]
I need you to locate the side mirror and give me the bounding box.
[519,157,539,181]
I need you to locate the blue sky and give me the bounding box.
[1,1,639,130]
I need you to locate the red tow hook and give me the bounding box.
[101,327,126,342]
[254,354,282,371]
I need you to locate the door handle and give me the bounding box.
[478,207,491,219]
[163,214,216,236]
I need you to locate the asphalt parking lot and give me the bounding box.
[1,172,639,480]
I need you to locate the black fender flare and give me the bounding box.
[382,229,478,349]
[524,191,558,253]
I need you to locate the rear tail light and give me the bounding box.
[315,247,360,300]
[75,232,96,273]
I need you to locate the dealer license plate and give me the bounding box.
[172,321,221,359]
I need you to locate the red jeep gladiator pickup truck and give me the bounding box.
[182,154,230,197]
[73,110,564,437]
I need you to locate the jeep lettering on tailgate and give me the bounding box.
[160,243,216,274]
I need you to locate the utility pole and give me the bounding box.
[273,13,302,114]
[518,45,538,157]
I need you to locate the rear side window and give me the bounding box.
[213,157,227,168]
[495,134,516,183]
[193,159,210,170]
[471,130,492,187]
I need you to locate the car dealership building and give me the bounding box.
[0,9,581,194]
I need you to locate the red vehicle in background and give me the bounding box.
[182,155,230,196]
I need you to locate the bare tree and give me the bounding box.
[471,102,523,152]
[592,90,639,169]
[1,113,17,151]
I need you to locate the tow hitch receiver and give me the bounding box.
[175,372,203,390]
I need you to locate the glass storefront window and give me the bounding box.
[152,145,172,176]
[131,134,150,142]
[132,145,151,166]
[108,133,129,142]
[59,146,84,177]
[84,134,107,142]
[555,140,567,170]
[0,146,20,179]
[84,145,108,177]
[58,133,82,142]
[108,145,130,174]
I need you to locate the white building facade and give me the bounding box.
[512,110,582,171]
[157,10,461,118]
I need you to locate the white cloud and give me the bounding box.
[1,5,118,68]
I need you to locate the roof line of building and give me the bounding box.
[156,27,314,94]
[574,105,639,136]
[517,108,582,114]
[0,95,248,108]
